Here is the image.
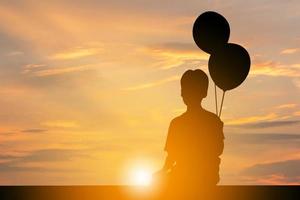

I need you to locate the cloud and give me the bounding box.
[49,47,102,60]
[275,103,297,109]
[148,42,200,54]
[280,48,299,55]
[23,64,46,69]
[231,120,300,129]
[223,132,300,160]
[0,148,86,172]
[226,113,278,125]
[0,164,47,173]
[21,129,47,133]
[22,64,46,74]
[144,42,208,70]
[241,159,300,184]
[19,149,83,162]
[226,113,300,129]
[294,111,300,116]
[41,120,79,128]
[6,51,24,56]
[22,63,97,77]
[0,154,21,160]
[293,77,300,89]
[250,61,300,77]
[230,133,300,144]
[123,75,180,91]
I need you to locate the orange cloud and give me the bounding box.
[280,48,298,54]
[6,51,24,56]
[123,75,180,91]
[294,111,300,116]
[225,113,278,125]
[143,43,209,70]
[251,174,300,185]
[25,64,95,77]
[41,120,79,128]
[23,64,47,69]
[50,47,102,60]
[250,61,300,77]
[275,103,297,109]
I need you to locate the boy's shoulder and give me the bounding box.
[171,109,221,121]
[202,109,223,125]
[169,108,223,127]
[170,113,186,124]
[203,109,221,119]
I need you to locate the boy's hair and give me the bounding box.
[181,69,209,98]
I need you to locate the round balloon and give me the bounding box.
[208,43,251,91]
[193,11,230,54]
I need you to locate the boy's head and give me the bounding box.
[181,69,209,106]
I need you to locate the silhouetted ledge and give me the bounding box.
[1,186,299,200]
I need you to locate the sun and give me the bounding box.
[131,168,152,186]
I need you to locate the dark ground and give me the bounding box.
[0,186,299,200]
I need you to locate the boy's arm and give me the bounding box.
[153,154,175,179]
[156,119,177,174]
[162,154,175,172]
[217,138,224,156]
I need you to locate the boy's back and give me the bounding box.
[165,107,224,186]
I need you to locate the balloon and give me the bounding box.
[193,11,230,54]
[208,43,251,91]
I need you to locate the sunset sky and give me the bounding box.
[0,0,299,185]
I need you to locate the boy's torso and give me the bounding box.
[170,109,223,171]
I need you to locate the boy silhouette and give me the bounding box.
[155,69,224,196]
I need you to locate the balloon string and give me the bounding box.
[219,91,225,118]
[214,83,218,115]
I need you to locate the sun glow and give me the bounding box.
[130,168,152,186]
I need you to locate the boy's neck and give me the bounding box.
[186,104,203,113]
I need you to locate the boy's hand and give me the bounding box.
[153,169,166,180]
[152,169,169,187]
